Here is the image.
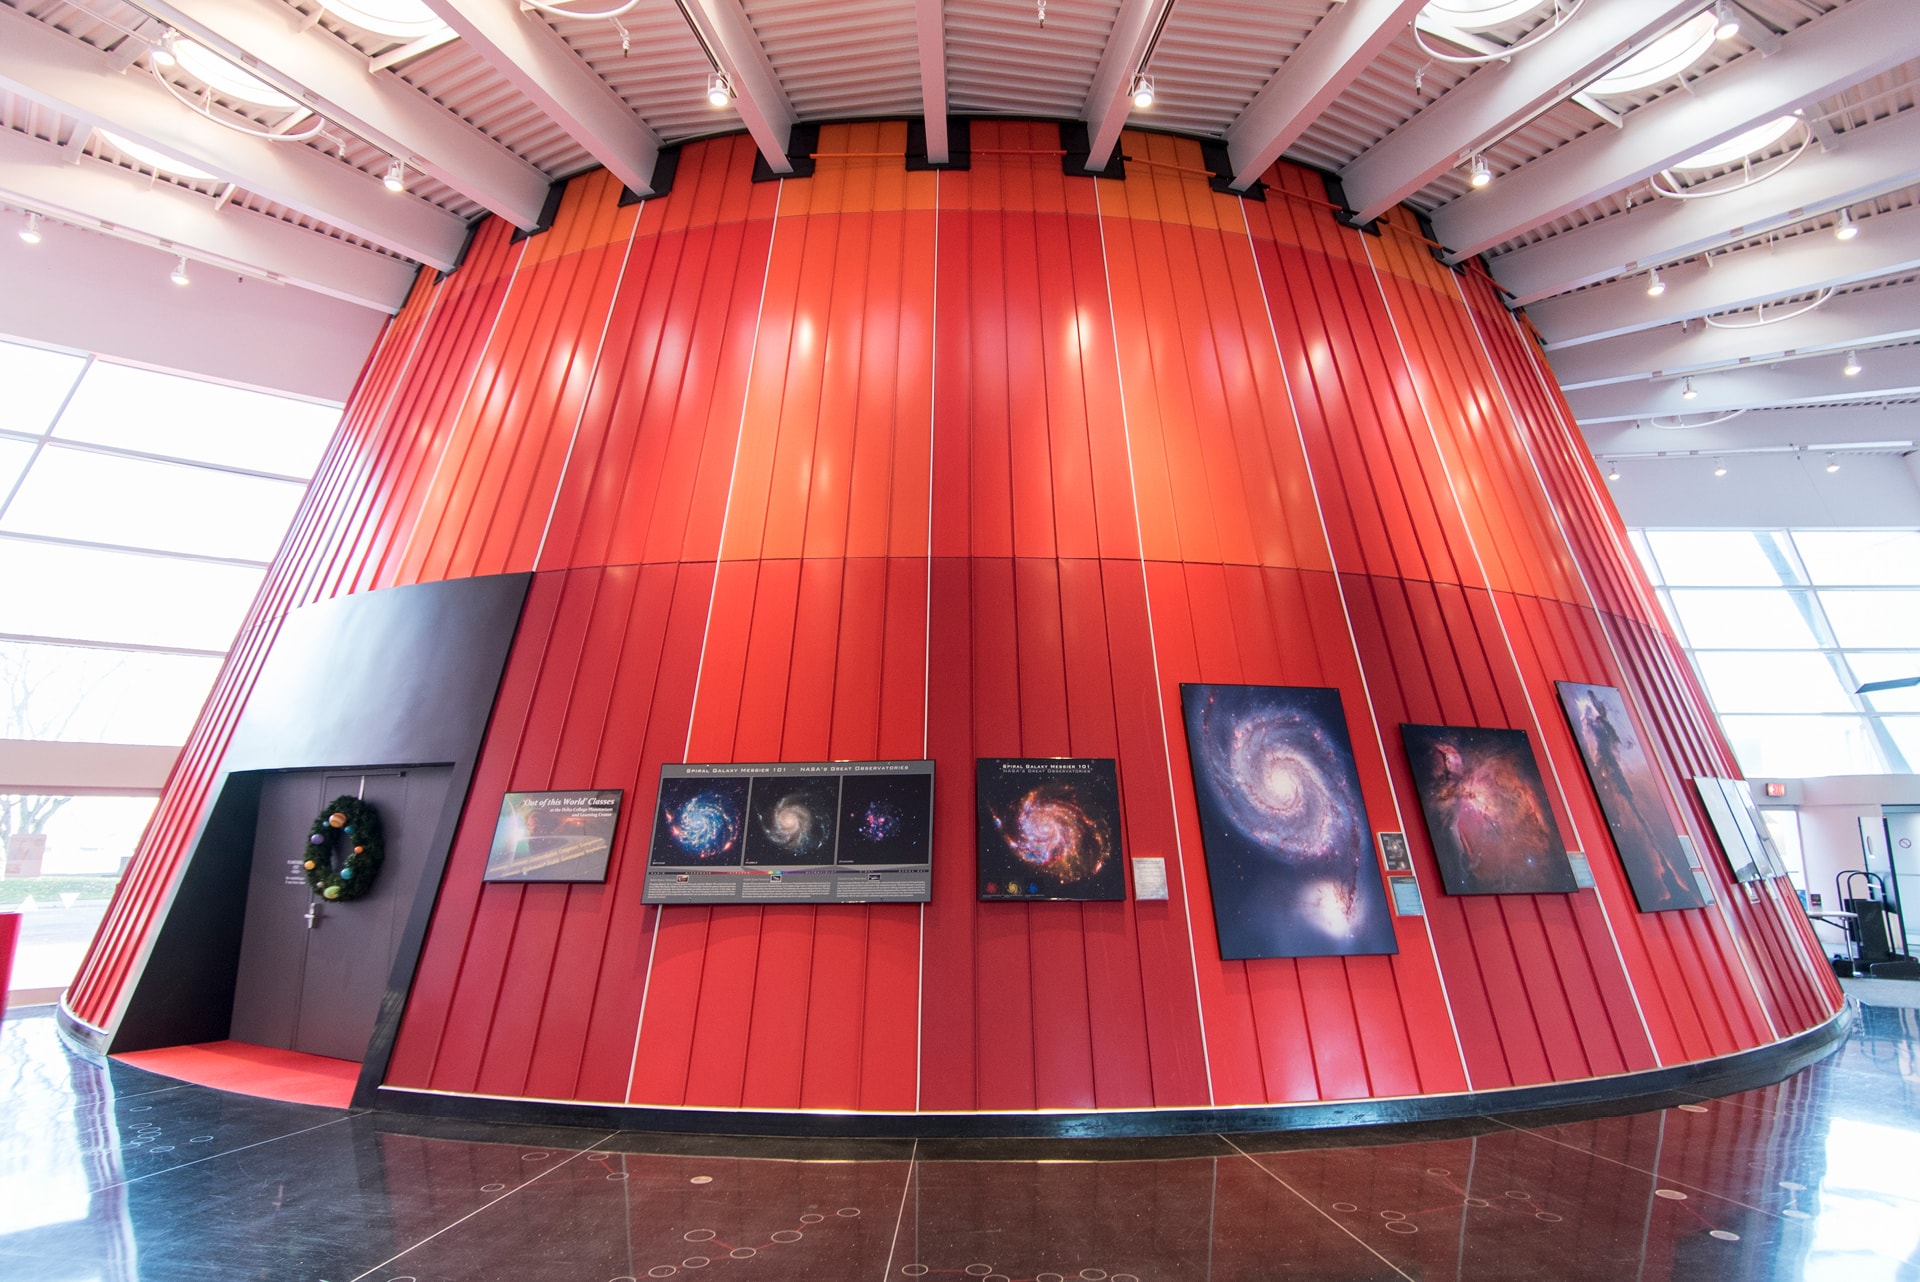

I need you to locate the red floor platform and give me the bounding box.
[114,1040,359,1109]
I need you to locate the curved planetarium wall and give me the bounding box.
[66,122,1841,1119]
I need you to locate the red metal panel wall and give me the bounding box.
[67,124,1839,1112]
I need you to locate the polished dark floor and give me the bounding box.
[3,1002,1917,1281]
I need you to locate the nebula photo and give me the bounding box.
[743,775,840,866]
[1557,682,1708,911]
[976,759,1124,901]
[1181,685,1396,959]
[837,772,934,866]
[1401,724,1576,896]
[648,777,749,867]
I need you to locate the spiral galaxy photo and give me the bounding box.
[648,776,750,867]
[976,758,1125,901]
[837,772,933,865]
[1181,684,1397,959]
[742,775,841,866]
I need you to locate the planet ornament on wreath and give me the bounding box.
[304,795,383,902]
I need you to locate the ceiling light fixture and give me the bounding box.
[1585,12,1717,96]
[1681,377,1698,400]
[97,130,220,182]
[383,157,406,192]
[706,71,733,108]
[1834,208,1858,240]
[170,255,191,286]
[1414,0,1586,65]
[1712,0,1742,42]
[1843,350,1862,376]
[1713,457,1727,477]
[1651,115,1810,201]
[315,0,452,40]
[1607,463,1621,481]
[1825,453,1841,473]
[19,211,42,244]
[1468,153,1492,188]
[1645,267,1666,297]
[1131,74,1155,110]
[150,28,179,67]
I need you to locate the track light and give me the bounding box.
[151,28,178,68]
[1645,268,1666,297]
[1607,463,1621,481]
[1713,457,1727,477]
[1681,377,1698,400]
[706,72,733,108]
[1712,0,1741,41]
[1131,74,1155,109]
[19,211,42,245]
[383,157,406,193]
[170,255,190,286]
[1843,350,1862,376]
[1825,453,1840,473]
[1834,208,1858,241]
[1468,153,1492,188]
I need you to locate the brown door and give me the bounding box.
[230,766,449,1061]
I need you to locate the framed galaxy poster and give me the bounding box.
[1181,684,1398,960]
[1400,724,1577,896]
[976,758,1125,901]
[483,790,622,882]
[641,761,934,904]
[1555,682,1709,911]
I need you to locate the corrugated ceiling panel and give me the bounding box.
[746,0,922,120]
[945,0,1118,119]
[1134,0,1327,140]
[557,12,739,146]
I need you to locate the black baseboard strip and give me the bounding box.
[370,1002,1853,1141]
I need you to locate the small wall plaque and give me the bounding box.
[1132,857,1169,901]
[1566,851,1595,889]
[1377,831,1413,876]
[1390,878,1425,917]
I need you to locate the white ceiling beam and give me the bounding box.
[1581,403,1920,457]
[1339,0,1701,225]
[1529,202,1920,349]
[1551,280,1920,390]
[421,0,664,197]
[1490,108,1920,304]
[1080,0,1161,174]
[1566,346,1920,424]
[1224,0,1426,192]
[0,127,413,311]
[1430,0,1920,262]
[914,0,947,164]
[0,5,466,268]
[139,0,549,228]
[681,0,795,176]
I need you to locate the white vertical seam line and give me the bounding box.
[627,176,785,1102]
[1238,202,1473,1091]
[1092,178,1215,1105]
[1359,236,1663,1068]
[534,196,647,568]
[917,170,941,1113]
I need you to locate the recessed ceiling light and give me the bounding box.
[316,0,451,40]
[1586,12,1717,96]
[173,39,297,110]
[19,211,42,244]
[97,130,219,182]
[1670,116,1799,172]
[1419,0,1552,34]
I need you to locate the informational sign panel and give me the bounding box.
[641,761,934,904]
[484,791,622,883]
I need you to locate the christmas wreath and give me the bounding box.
[303,795,384,902]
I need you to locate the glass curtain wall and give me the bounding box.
[0,337,336,997]
[1632,529,1920,779]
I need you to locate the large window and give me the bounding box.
[1633,529,1920,777]
[1,336,337,998]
